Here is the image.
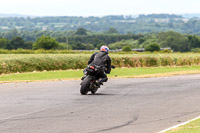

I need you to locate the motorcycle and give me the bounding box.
[80,64,115,95]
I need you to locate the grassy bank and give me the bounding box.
[1,53,200,74]
[165,118,200,133]
[1,66,200,82]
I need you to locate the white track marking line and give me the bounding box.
[158,115,200,133]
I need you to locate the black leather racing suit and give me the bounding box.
[88,51,111,83]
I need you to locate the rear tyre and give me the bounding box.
[80,76,93,95]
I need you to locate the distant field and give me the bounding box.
[0,53,200,74]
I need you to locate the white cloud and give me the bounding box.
[0,0,199,16]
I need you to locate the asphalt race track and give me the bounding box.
[0,74,200,133]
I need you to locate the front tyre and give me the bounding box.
[80,76,93,95]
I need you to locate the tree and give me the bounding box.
[71,42,95,50]
[5,29,18,40]
[107,28,119,34]
[122,46,132,52]
[75,28,87,35]
[24,41,33,49]
[0,38,9,49]
[109,39,139,50]
[33,36,59,50]
[157,31,189,52]
[7,37,25,49]
[57,43,72,50]
[145,43,160,52]
[84,43,95,50]
[188,35,200,50]
[71,42,85,50]
[96,42,106,49]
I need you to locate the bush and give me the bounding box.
[109,39,139,50]
[145,43,160,52]
[33,36,59,50]
[191,48,200,53]
[0,38,9,49]
[122,46,132,52]
[57,43,72,50]
[163,49,173,53]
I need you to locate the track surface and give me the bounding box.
[0,74,200,133]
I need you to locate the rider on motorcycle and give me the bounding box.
[82,45,111,87]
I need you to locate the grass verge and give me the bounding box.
[0,66,200,83]
[165,117,200,133]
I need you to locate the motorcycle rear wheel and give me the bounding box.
[80,76,93,95]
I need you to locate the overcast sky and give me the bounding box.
[0,0,200,16]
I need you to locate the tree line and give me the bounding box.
[1,29,200,52]
[0,14,200,34]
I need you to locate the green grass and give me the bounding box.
[0,66,200,82]
[109,66,200,77]
[165,118,200,133]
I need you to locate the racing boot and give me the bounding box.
[81,75,86,80]
[96,81,103,88]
